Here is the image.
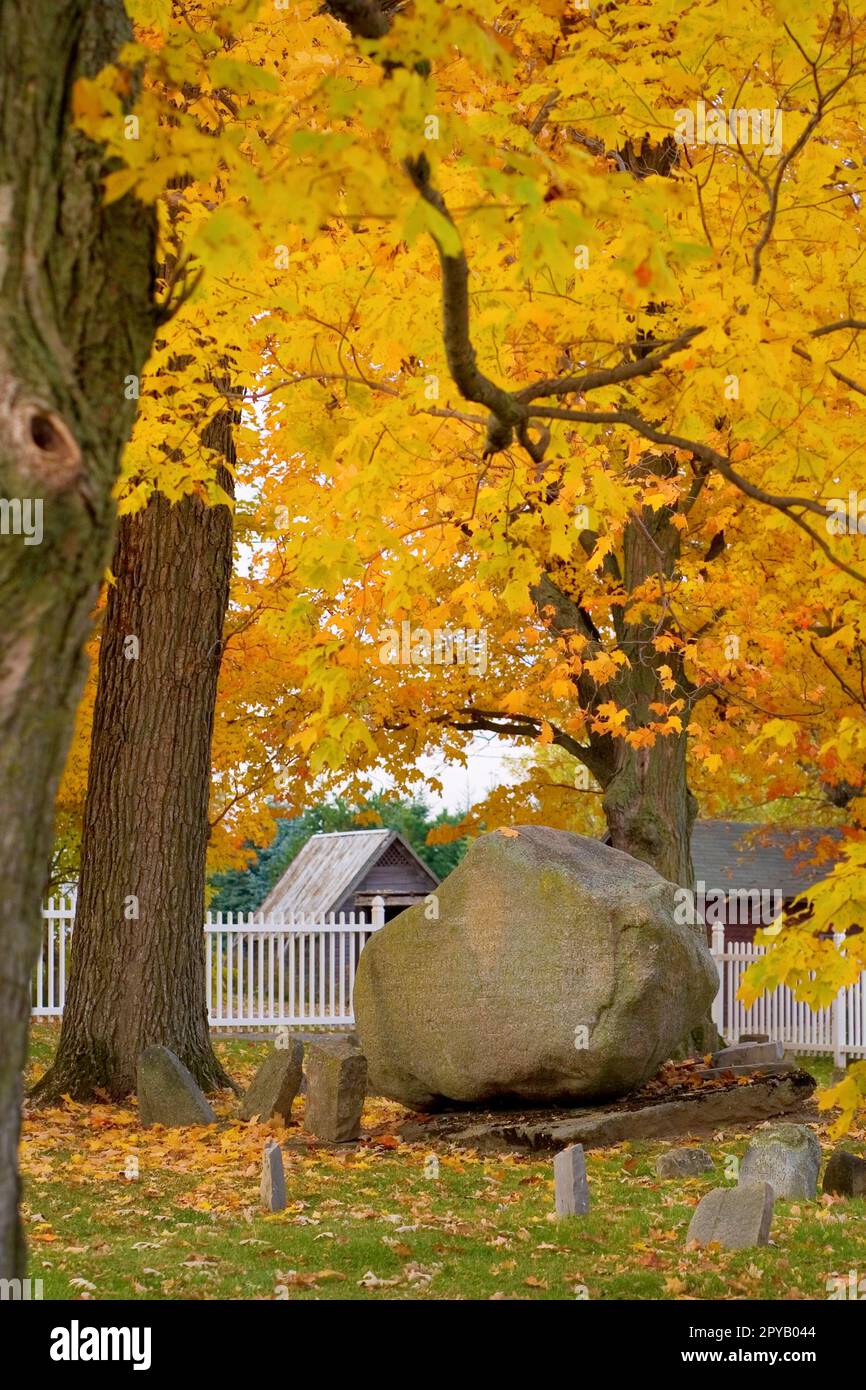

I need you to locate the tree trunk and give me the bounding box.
[33,428,235,1101]
[603,731,697,887]
[0,2,156,1277]
[601,493,697,888]
[535,478,720,1052]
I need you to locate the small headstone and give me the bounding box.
[304,1040,367,1142]
[137,1045,217,1128]
[739,1122,821,1199]
[822,1148,866,1198]
[687,1183,774,1249]
[740,1033,769,1044]
[260,1139,286,1211]
[713,1040,784,1068]
[655,1147,714,1179]
[553,1143,590,1216]
[240,1040,304,1122]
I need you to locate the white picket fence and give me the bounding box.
[709,923,866,1066]
[33,895,385,1031]
[32,900,866,1062]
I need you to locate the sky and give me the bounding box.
[368,734,525,815]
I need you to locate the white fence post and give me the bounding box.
[833,931,847,1069]
[711,921,726,1038]
[371,896,385,930]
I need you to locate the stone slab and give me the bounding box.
[713,1041,785,1068]
[240,1041,304,1123]
[739,1122,821,1200]
[553,1143,590,1215]
[687,1183,774,1249]
[260,1139,286,1211]
[137,1045,217,1129]
[656,1147,714,1178]
[822,1147,866,1198]
[304,1040,367,1143]
[407,1070,816,1154]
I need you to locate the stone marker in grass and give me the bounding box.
[739,1122,821,1200]
[260,1139,286,1211]
[687,1182,774,1249]
[137,1045,217,1128]
[240,1040,304,1123]
[304,1040,367,1142]
[655,1147,713,1178]
[554,1143,590,1216]
[822,1148,866,1198]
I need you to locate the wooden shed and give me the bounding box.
[258,828,439,922]
[691,819,844,943]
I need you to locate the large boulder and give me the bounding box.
[353,826,717,1109]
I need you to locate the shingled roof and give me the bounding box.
[258,828,439,917]
[691,820,844,896]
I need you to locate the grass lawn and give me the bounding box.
[21,1024,866,1301]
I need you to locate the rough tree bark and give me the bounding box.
[0,1,156,1278]
[33,422,236,1102]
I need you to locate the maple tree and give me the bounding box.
[13,0,866,1139]
[194,1,866,1056]
[27,0,866,1118]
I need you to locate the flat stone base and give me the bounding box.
[397,1070,816,1154]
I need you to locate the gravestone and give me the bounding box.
[656,1147,714,1178]
[304,1040,367,1142]
[240,1040,304,1122]
[687,1183,774,1249]
[553,1143,590,1216]
[713,1040,784,1069]
[137,1046,217,1128]
[822,1148,866,1198]
[260,1140,286,1211]
[739,1122,821,1200]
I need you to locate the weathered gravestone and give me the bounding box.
[553,1143,590,1216]
[240,1040,304,1122]
[739,1122,821,1200]
[713,1040,784,1069]
[137,1046,217,1128]
[687,1183,774,1249]
[822,1148,866,1198]
[354,827,717,1108]
[304,1040,367,1142]
[260,1139,286,1211]
[656,1147,714,1178]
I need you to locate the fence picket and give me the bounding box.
[30,904,866,1053]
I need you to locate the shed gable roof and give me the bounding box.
[258,828,438,916]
